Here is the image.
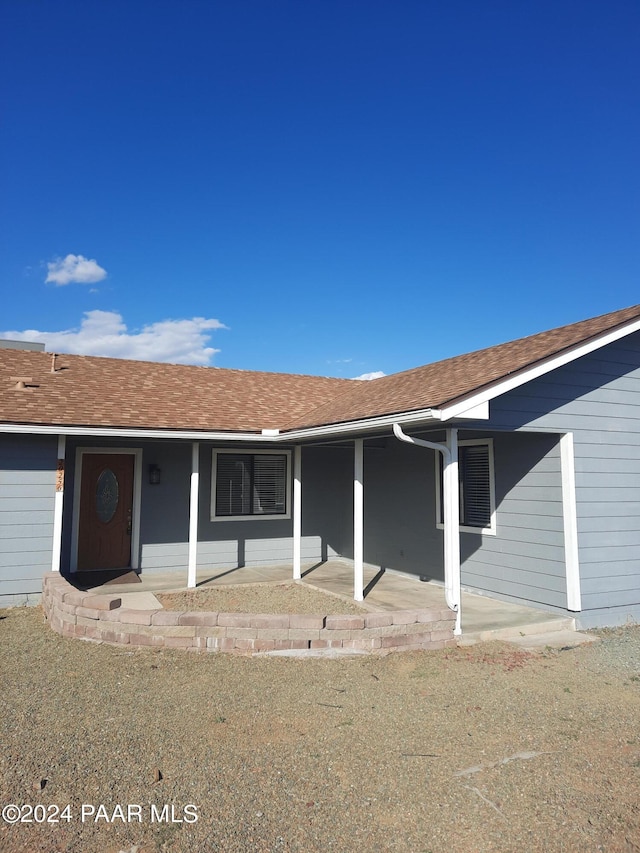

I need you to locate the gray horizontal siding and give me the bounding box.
[582,588,640,608]
[578,503,640,521]
[486,333,640,617]
[578,516,640,533]
[0,470,57,485]
[0,435,57,603]
[497,513,564,533]
[0,545,56,565]
[139,536,321,574]
[460,433,567,609]
[0,522,54,538]
[575,604,640,630]
[0,497,54,512]
[0,577,45,594]
[579,572,640,593]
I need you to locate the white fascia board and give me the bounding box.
[446,401,489,420]
[438,317,640,421]
[0,408,441,444]
[0,423,275,442]
[281,408,441,440]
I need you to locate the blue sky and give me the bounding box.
[1,0,639,378]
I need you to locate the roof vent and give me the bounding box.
[11,376,38,391]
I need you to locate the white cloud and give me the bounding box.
[45,254,108,286]
[352,371,386,381]
[1,310,227,366]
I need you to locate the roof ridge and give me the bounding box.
[27,350,351,383]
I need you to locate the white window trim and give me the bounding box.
[435,438,496,535]
[210,449,292,522]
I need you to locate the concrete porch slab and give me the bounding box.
[77,559,576,643]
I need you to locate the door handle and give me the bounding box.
[127,509,132,536]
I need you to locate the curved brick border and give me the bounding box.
[42,572,456,655]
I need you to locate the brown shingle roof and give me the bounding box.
[2,304,640,434]
[282,303,640,430]
[0,351,350,432]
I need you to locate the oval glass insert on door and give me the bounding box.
[96,468,119,523]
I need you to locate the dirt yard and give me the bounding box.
[154,582,369,615]
[1,605,639,853]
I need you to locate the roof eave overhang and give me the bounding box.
[0,407,448,443]
[4,312,639,443]
[0,423,272,442]
[437,315,640,422]
[281,407,445,440]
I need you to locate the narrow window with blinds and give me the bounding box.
[212,452,290,520]
[436,440,495,533]
[459,444,491,528]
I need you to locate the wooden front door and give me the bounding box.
[77,454,135,571]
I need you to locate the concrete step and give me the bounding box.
[459,616,575,646]
[504,629,599,652]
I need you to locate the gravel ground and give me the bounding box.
[154,583,368,615]
[1,606,639,853]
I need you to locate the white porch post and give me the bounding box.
[292,445,302,580]
[560,432,582,611]
[51,435,66,572]
[187,442,200,588]
[353,438,364,601]
[444,428,461,635]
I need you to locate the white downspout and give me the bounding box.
[51,434,66,572]
[392,423,461,634]
[445,427,461,635]
[353,438,364,602]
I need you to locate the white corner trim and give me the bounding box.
[187,442,200,588]
[353,438,364,602]
[51,435,66,572]
[560,432,581,611]
[439,316,640,421]
[292,446,302,580]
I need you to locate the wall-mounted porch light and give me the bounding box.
[148,464,161,485]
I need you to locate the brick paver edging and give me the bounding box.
[42,573,456,654]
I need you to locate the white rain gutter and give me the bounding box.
[0,409,450,444]
[0,406,448,444]
[393,423,461,633]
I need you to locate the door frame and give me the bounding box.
[70,447,143,573]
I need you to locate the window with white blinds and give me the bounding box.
[436,439,495,534]
[212,451,290,520]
